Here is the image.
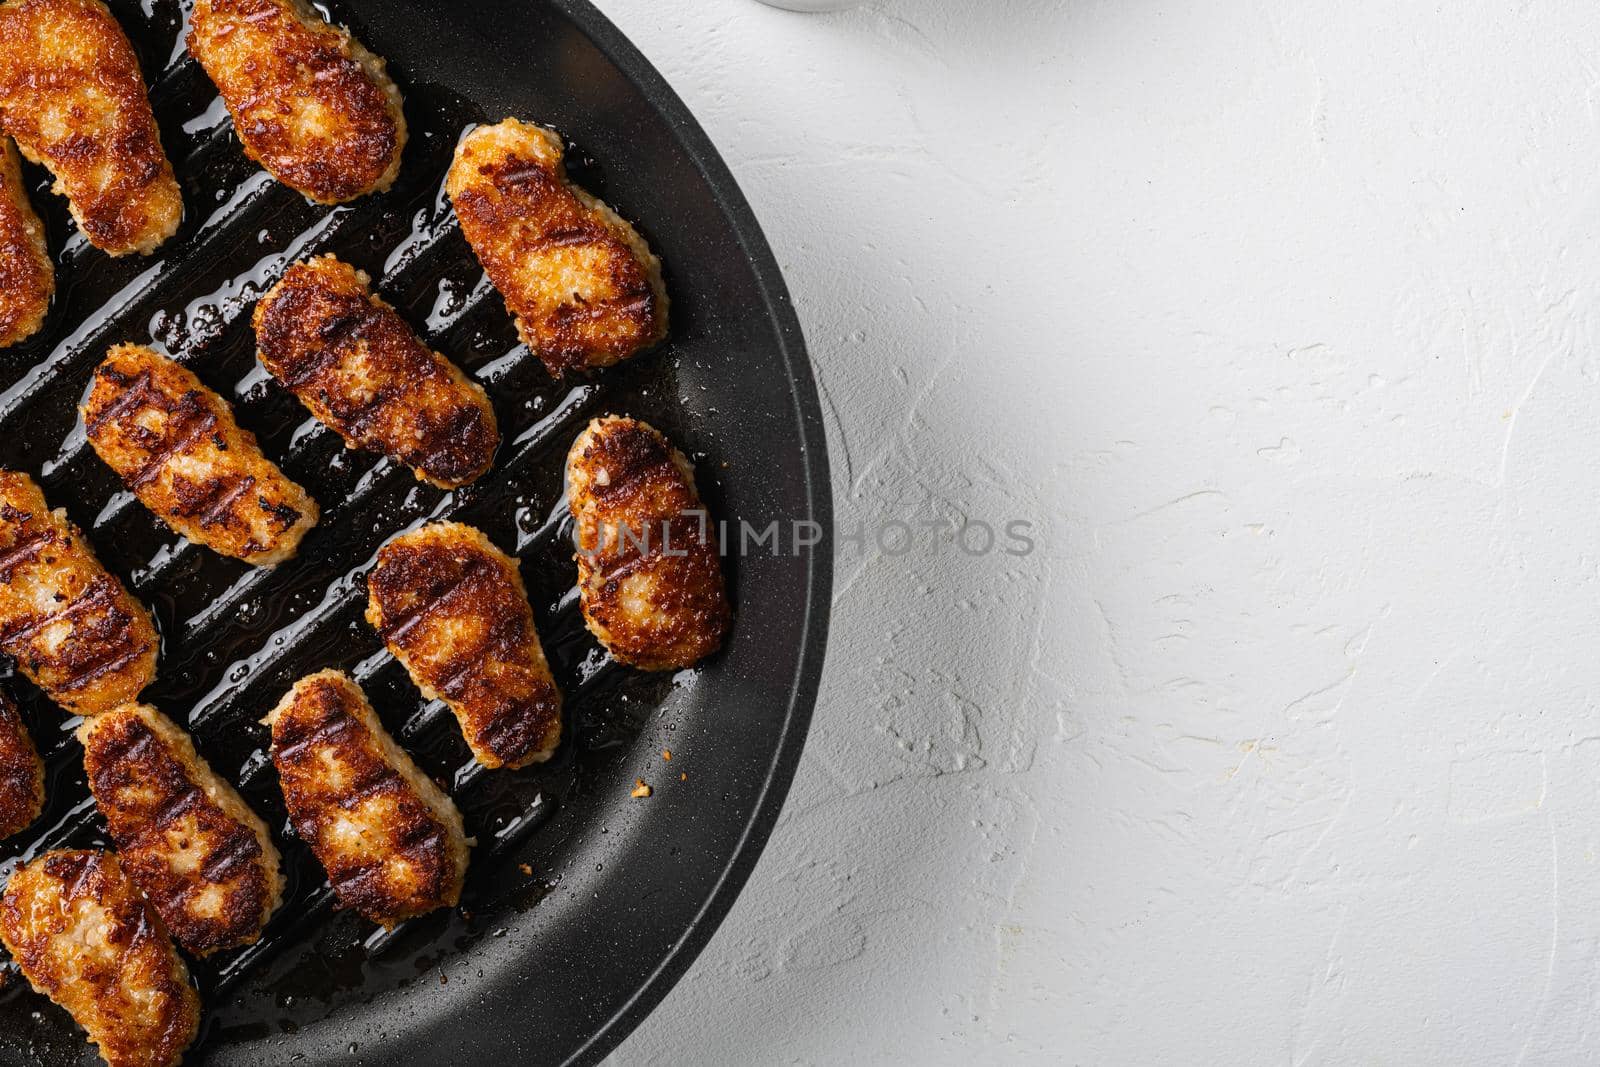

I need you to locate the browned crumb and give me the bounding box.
[0,137,51,348]
[565,416,730,670]
[631,779,651,799]
[518,862,532,877]
[366,522,562,769]
[0,470,159,715]
[187,0,406,204]
[0,0,183,255]
[79,704,284,956]
[253,255,499,488]
[446,118,667,376]
[0,688,42,840]
[265,670,469,928]
[0,850,200,1067]
[83,344,319,566]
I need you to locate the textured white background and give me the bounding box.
[598,1,1600,1063]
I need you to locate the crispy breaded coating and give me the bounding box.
[0,0,182,255]
[566,417,729,671]
[254,255,499,488]
[79,704,284,957]
[0,471,157,715]
[0,137,51,348]
[84,344,319,566]
[265,670,468,927]
[447,118,668,376]
[187,0,406,204]
[366,523,562,769]
[0,687,42,840]
[0,850,200,1067]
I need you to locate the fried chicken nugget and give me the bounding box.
[187,0,406,204]
[80,704,284,956]
[0,687,43,840]
[566,417,729,671]
[254,255,499,488]
[0,471,158,715]
[0,850,200,1067]
[447,118,668,376]
[265,670,469,928]
[366,523,562,769]
[0,137,51,348]
[0,0,182,256]
[84,344,319,566]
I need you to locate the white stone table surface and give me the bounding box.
[599,1,1596,1062]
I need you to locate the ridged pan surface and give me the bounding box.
[0,1,831,1063]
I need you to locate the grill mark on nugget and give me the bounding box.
[265,670,468,927]
[187,0,406,204]
[0,471,157,715]
[0,0,182,255]
[80,704,284,956]
[366,522,562,769]
[447,118,667,376]
[254,255,499,487]
[0,850,200,1067]
[0,688,43,840]
[0,137,51,347]
[566,417,729,671]
[84,344,319,566]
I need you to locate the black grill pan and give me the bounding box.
[0,1,831,1063]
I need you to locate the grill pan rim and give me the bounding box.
[542,2,834,1061]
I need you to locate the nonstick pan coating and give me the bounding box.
[0,1,831,1063]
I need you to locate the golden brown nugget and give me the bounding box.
[0,471,157,715]
[188,0,406,204]
[0,688,42,840]
[366,523,561,769]
[566,417,729,671]
[447,118,668,376]
[0,0,182,256]
[0,137,51,348]
[80,704,284,956]
[84,344,319,566]
[0,850,200,1067]
[254,255,499,488]
[265,670,468,927]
